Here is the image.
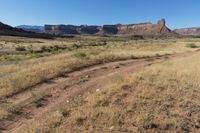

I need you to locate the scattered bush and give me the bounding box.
[15,46,26,51]
[32,97,48,108]
[72,41,107,49]
[95,99,110,107]
[186,43,198,48]
[9,106,22,115]
[121,84,132,91]
[59,109,71,117]
[40,45,67,53]
[138,114,157,131]
[74,52,87,58]
[75,116,87,125]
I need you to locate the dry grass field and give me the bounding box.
[0,35,200,132]
[22,52,200,133]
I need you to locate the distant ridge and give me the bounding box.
[16,25,44,33]
[44,19,174,36]
[174,27,200,36]
[0,22,52,39]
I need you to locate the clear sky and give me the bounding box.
[0,0,199,29]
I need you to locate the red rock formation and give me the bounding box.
[116,19,171,35]
[44,19,173,36]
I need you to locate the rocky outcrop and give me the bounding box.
[0,22,52,39]
[79,25,101,34]
[174,28,200,36]
[45,25,101,35]
[44,19,173,36]
[116,19,171,35]
[99,25,119,35]
[116,22,152,35]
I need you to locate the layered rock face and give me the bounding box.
[79,25,101,34]
[99,25,119,35]
[45,25,101,35]
[174,28,200,36]
[116,19,171,35]
[0,22,52,38]
[44,19,173,36]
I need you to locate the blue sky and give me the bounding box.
[0,0,199,29]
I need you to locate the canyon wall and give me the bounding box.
[45,19,173,36]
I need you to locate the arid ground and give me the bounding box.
[0,36,200,132]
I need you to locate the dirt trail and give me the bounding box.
[0,51,197,133]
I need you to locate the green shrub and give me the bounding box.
[41,45,67,53]
[41,46,48,52]
[15,46,26,51]
[71,41,107,49]
[186,43,198,48]
[74,52,87,58]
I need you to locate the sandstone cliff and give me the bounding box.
[115,19,171,35]
[44,19,173,36]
